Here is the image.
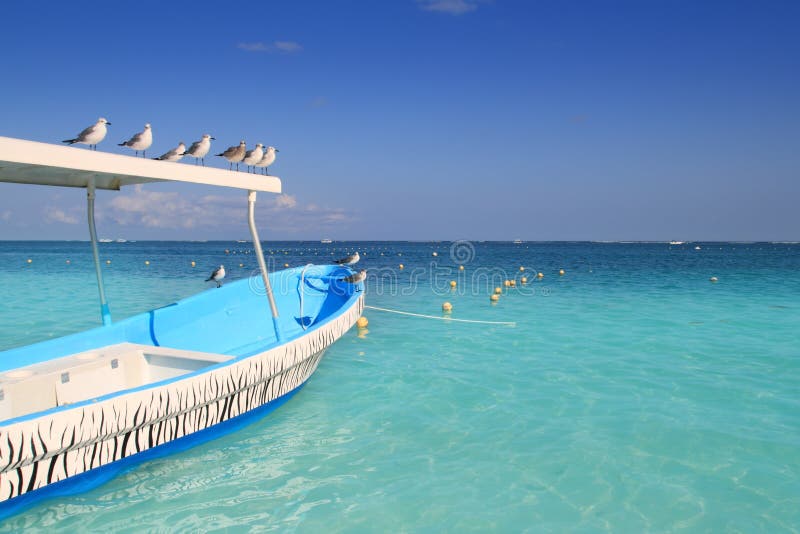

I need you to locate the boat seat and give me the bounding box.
[0,343,235,422]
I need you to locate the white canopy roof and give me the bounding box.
[0,136,281,193]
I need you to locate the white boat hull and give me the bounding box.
[0,296,363,503]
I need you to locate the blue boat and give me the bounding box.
[0,137,364,517]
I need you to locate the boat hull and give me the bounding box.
[0,293,363,511]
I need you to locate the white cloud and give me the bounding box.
[100,185,355,235]
[310,96,328,108]
[237,42,268,52]
[237,40,303,53]
[417,0,480,15]
[273,41,303,53]
[45,207,79,224]
[274,194,298,209]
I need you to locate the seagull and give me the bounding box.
[205,265,225,288]
[341,269,366,290]
[153,142,186,162]
[62,117,110,150]
[216,141,247,171]
[182,134,215,166]
[255,146,279,175]
[119,123,153,157]
[242,143,264,173]
[334,251,360,266]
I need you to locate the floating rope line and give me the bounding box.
[364,305,516,327]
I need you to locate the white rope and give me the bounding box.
[364,305,516,327]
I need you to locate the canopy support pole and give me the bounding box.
[87,178,112,326]
[248,190,283,342]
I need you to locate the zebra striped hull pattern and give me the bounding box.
[0,295,363,504]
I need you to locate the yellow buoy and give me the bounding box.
[145,260,150,265]
[537,272,544,279]
[225,249,230,254]
[559,269,565,276]
[494,287,502,294]
[520,276,527,284]
[432,252,438,257]
[106,260,111,264]
[459,265,464,271]
[509,279,516,287]
[519,266,525,272]
[504,280,511,287]
[66,260,71,264]
[239,263,244,267]
[442,302,453,312]
[26,258,32,264]
[191,261,196,267]
[356,316,369,328]
[284,263,289,268]
[399,263,404,269]
[490,294,500,302]
[710,276,718,282]
[450,280,457,288]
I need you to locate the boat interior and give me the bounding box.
[0,264,359,423]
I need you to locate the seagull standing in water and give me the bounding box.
[333,251,360,266]
[205,265,226,288]
[62,117,110,150]
[255,146,278,175]
[119,123,153,157]
[153,142,186,162]
[242,143,264,173]
[182,134,215,166]
[216,141,247,171]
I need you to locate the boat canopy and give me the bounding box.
[0,136,281,193]
[0,135,284,339]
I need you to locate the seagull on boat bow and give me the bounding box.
[333,251,360,266]
[216,141,247,171]
[205,265,226,288]
[182,134,215,166]
[341,269,367,290]
[62,117,110,150]
[119,123,153,157]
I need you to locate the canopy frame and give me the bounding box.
[0,135,284,337]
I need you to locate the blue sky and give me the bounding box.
[0,0,797,240]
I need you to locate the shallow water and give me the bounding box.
[1,241,799,531]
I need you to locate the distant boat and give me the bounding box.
[321,238,333,244]
[513,239,523,244]
[115,239,127,243]
[695,246,701,250]
[99,238,113,243]
[669,241,685,245]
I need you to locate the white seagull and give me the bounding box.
[255,146,279,175]
[205,265,226,288]
[182,134,215,166]
[62,117,110,150]
[216,141,247,171]
[153,142,186,162]
[119,123,153,157]
[242,143,264,173]
[333,251,360,266]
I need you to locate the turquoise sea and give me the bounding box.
[0,241,798,532]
